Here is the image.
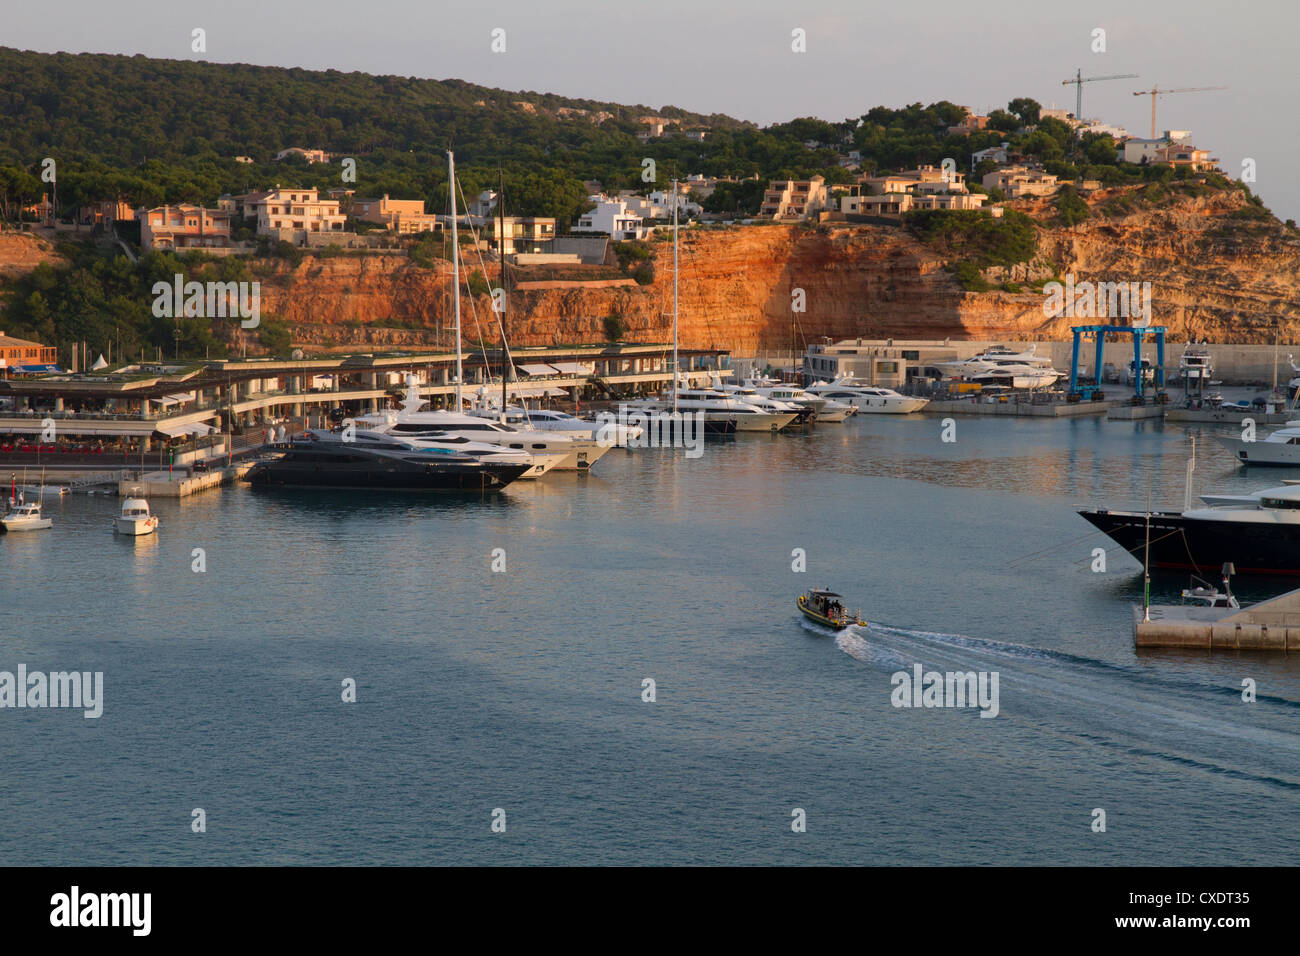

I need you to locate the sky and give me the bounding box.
[6,0,1298,220]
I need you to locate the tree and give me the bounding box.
[1007,98,1041,126]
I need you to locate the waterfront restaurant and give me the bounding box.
[0,343,731,461]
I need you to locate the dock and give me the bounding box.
[117,466,242,498]
[924,398,1118,417]
[1135,589,1300,651]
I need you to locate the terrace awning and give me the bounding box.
[517,363,559,377]
[549,362,591,375]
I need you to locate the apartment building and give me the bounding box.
[245,187,348,242]
[483,216,558,255]
[760,176,829,220]
[982,165,1060,199]
[351,194,441,234]
[573,197,650,240]
[137,204,234,252]
[275,147,331,164]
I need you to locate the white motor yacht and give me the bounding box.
[630,384,798,432]
[1,497,52,532]
[470,401,644,446]
[710,375,812,424]
[805,377,929,413]
[969,364,1060,390]
[935,344,1057,378]
[1216,422,1300,467]
[359,386,609,472]
[115,498,159,536]
[745,379,855,423]
[1179,343,1213,383]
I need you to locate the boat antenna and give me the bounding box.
[1183,434,1196,513]
[1143,476,1152,622]
[672,177,679,415]
[449,150,462,411]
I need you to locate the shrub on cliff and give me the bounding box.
[1056,185,1090,226]
[904,209,1038,270]
[947,261,992,292]
[603,314,627,342]
[630,262,655,285]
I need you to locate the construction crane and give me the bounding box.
[1132,84,1228,138]
[1061,69,1138,124]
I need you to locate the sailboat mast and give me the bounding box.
[672,178,679,414]
[449,150,462,410]
[499,168,507,417]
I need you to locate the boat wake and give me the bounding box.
[831,621,1300,792]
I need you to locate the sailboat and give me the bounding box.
[620,180,740,434]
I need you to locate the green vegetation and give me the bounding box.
[0,47,1266,362]
[903,209,1038,270]
[1056,184,1090,226]
[602,313,627,342]
[1,244,245,361]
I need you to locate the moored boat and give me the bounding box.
[115,498,159,536]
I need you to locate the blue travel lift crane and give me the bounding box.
[1068,324,1166,401]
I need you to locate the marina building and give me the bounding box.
[804,338,966,386]
[0,331,59,371]
[0,344,732,461]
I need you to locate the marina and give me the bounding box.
[2,3,1298,890]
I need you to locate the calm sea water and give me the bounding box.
[2,413,1298,865]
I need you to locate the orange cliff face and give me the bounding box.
[254,187,1300,352]
[2,185,1293,352]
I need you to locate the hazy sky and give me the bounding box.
[8,0,1298,219]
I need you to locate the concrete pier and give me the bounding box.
[1135,588,1300,651]
[117,467,238,498]
[924,398,1116,417]
[1107,404,1165,420]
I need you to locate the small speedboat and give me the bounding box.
[1,499,52,532]
[797,586,866,629]
[115,497,159,536]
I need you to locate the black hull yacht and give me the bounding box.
[243,434,530,492]
[1079,484,1300,576]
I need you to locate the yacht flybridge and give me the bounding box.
[805,377,929,413]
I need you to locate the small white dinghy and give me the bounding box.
[1,499,52,532]
[114,497,159,536]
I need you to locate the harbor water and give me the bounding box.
[2,414,1298,865]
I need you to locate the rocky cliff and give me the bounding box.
[251,185,1299,352]
[3,184,1295,352]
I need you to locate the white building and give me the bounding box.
[572,196,650,240]
[619,189,702,220]
[246,187,348,242]
[1122,130,1192,165]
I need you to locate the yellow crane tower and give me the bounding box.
[1132,84,1228,138]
